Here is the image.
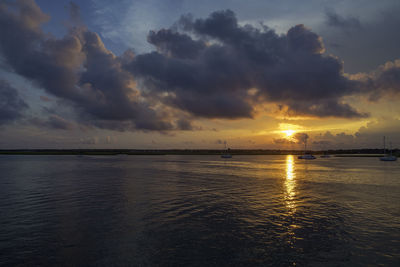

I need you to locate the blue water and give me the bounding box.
[0,155,399,266]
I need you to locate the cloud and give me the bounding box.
[283,99,369,118]
[353,60,400,101]
[1,2,400,135]
[313,131,355,148]
[147,29,206,59]
[0,0,173,131]
[293,132,309,144]
[273,132,309,145]
[175,118,194,130]
[29,115,79,130]
[325,9,361,30]
[355,118,400,147]
[0,79,28,125]
[129,10,368,119]
[310,118,400,149]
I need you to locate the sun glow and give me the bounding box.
[282,129,296,138]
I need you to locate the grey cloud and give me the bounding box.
[352,60,400,101]
[2,2,399,132]
[176,118,194,130]
[284,99,369,118]
[131,49,254,119]
[294,132,309,144]
[313,131,355,148]
[325,10,361,30]
[0,0,173,131]
[130,10,368,119]
[287,24,324,54]
[369,60,400,100]
[355,118,400,147]
[312,119,400,149]
[0,79,28,125]
[147,29,206,59]
[30,115,77,130]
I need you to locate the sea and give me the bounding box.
[0,155,399,266]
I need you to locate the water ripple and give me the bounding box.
[0,155,399,265]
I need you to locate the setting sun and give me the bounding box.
[282,129,296,138]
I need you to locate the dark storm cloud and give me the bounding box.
[130,10,369,119]
[0,0,173,131]
[131,48,254,118]
[284,99,369,118]
[0,80,28,125]
[147,29,206,59]
[1,2,400,133]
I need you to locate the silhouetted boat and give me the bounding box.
[221,142,232,158]
[380,136,397,161]
[298,138,315,159]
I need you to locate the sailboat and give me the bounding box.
[221,142,232,158]
[298,138,316,159]
[380,136,397,161]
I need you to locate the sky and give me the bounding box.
[0,0,400,149]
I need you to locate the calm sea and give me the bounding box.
[0,155,399,266]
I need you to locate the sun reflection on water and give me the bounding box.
[284,155,296,211]
[284,155,299,251]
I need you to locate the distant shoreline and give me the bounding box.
[0,149,396,157]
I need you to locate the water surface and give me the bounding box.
[1,155,399,265]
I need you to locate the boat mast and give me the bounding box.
[304,138,307,154]
[383,136,386,155]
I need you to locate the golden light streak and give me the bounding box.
[284,155,296,211]
[284,155,298,245]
